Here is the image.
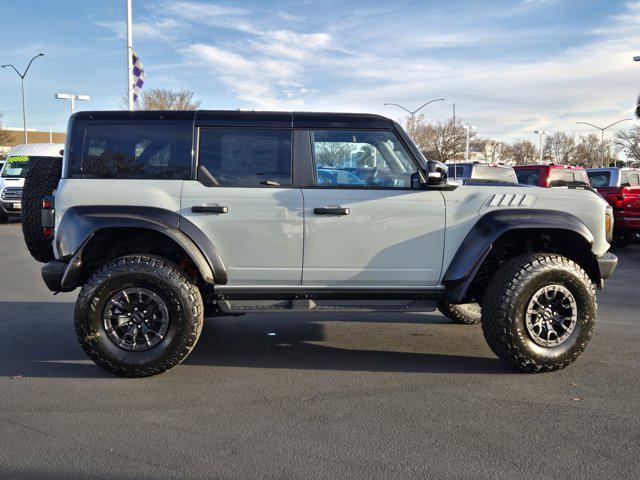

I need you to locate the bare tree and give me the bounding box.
[615,127,640,165]
[122,88,202,110]
[314,141,353,167]
[636,94,640,119]
[544,132,575,164]
[405,115,471,162]
[574,134,611,167]
[0,112,13,146]
[472,138,509,163]
[505,140,539,165]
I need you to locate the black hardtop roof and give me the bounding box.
[71,110,396,129]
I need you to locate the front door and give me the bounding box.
[181,127,303,286]
[301,129,446,288]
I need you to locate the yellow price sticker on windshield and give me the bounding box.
[6,156,29,163]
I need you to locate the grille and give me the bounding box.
[1,187,23,200]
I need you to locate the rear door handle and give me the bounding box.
[191,205,228,214]
[313,206,350,215]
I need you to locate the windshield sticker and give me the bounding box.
[6,156,30,163]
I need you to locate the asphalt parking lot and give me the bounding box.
[0,221,639,480]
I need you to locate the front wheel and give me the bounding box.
[75,255,204,377]
[481,253,596,373]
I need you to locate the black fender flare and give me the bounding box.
[442,209,594,304]
[55,206,227,289]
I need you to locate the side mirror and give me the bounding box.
[425,160,448,186]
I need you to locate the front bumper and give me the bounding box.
[0,200,22,217]
[614,215,640,231]
[597,252,618,280]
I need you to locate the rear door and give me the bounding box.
[300,129,445,288]
[180,126,304,286]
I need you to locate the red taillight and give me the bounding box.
[607,188,630,210]
[43,228,53,238]
[42,198,52,209]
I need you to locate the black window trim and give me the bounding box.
[74,121,193,181]
[305,127,422,190]
[194,126,296,188]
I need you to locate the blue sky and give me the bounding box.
[1,0,639,141]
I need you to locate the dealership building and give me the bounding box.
[1,128,66,159]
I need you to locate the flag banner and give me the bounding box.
[131,49,145,104]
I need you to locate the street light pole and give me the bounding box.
[1,53,45,144]
[463,125,476,162]
[55,93,90,114]
[534,130,548,163]
[383,98,445,121]
[576,119,631,167]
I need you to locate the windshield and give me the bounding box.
[1,156,31,178]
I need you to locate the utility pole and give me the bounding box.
[534,130,548,163]
[126,0,134,110]
[1,53,45,144]
[576,119,631,167]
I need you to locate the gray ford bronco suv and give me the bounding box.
[22,110,618,377]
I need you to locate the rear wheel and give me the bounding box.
[437,301,481,324]
[75,255,204,377]
[21,156,62,262]
[481,253,596,373]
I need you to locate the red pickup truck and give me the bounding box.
[586,167,640,247]
[513,164,590,187]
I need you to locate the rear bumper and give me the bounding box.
[614,216,640,230]
[597,252,618,281]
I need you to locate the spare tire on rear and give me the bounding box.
[22,157,62,263]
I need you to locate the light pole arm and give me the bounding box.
[413,98,445,115]
[1,63,22,77]
[383,103,413,115]
[576,121,603,132]
[22,53,44,77]
[602,118,631,131]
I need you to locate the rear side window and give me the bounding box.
[198,128,292,187]
[587,171,611,188]
[74,124,192,179]
[622,172,639,187]
[547,170,574,185]
[515,169,541,185]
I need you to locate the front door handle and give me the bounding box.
[313,206,350,216]
[191,205,228,214]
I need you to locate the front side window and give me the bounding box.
[77,124,191,179]
[198,128,292,187]
[311,130,417,188]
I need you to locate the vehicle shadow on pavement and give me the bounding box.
[0,302,511,378]
[186,314,512,375]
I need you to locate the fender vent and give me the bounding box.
[487,193,535,208]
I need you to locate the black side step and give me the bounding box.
[212,288,445,301]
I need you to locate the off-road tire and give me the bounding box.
[75,255,204,377]
[612,230,635,248]
[437,301,481,324]
[21,156,62,262]
[481,253,596,373]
